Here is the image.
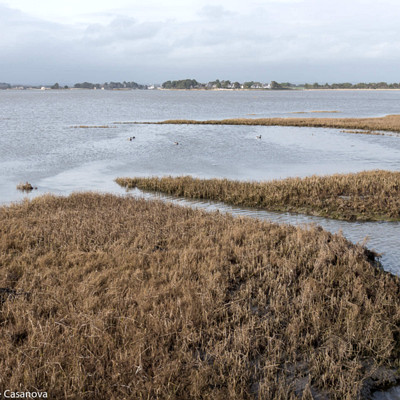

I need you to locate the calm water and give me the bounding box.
[1,89,400,397]
[1,90,400,271]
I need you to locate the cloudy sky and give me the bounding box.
[1,0,400,85]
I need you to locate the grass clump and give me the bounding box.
[1,192,400,399]
[116,170,400,221]
[147,114,400,133]
[16,182,36,192]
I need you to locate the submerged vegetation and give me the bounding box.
[340,130,386,136]
[116,170,400,221]
[70,125,116,129]
[290,110,341,114]
[1,193,400,399]
[148,114,400,133]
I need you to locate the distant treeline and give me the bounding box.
[2,80,400,90]
[0,82,11,89]
[161,79,276,89]
[72,81,147,90]
[160,79,400,90]
[0,81,149,90]
[303,82,400,89]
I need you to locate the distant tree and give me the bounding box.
[354,83,367,89]
[162,79,199,89]
[74,82,95,89]
[280,82,295,88]
[220,80,231,89]
[270,81,282,89]
[51,83,60,89]
[243,81,254,89]
[376,82,388,89]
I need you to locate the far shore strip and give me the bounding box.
[115,114,400,134]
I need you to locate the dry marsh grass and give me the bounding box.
[16,182,36,192]
[116,170,400,222]
[148,114,400,133]
[1,192,400,399]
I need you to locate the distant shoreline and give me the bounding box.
[303,88,400,91]
[3,87,400,92]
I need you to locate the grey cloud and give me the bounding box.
[197,5,235,19]
[84,16,161,45]
[1,1,400,84]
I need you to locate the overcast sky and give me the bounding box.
[2,0,400,85]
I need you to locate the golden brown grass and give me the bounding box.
[1,192,400,399]
[116,170,400,221]
[16,182,36,192]
[144,114,400,133]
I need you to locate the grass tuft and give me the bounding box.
[16,182,36,192]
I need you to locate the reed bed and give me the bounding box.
[148,114,400,133]
[116,170,400,221]
[1,192,400,399]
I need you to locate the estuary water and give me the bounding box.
[1,88,400,398]
[1,89,400,275]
